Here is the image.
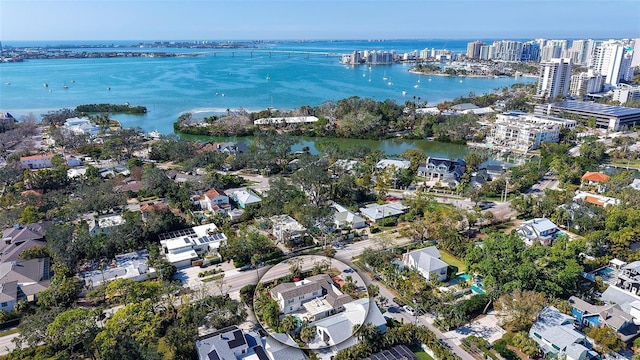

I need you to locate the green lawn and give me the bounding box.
[409,344,434,360]
[607,160,640,170]
[440,250,467,272]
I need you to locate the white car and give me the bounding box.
[403,305,417,316]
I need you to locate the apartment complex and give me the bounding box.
[486,112,575,151]
[534,101,640,131]
[536,58,572,100]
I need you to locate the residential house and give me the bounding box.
[0,222,51,263]
[61,117,100,136]
[402,246,449,282]
[271,215,307,244]
[569,296,640,343]
[331,203,367,230]
[159,224,227,268]
[375,159,411,171]
[515,218,559,246]
[88,214,126,236]
[417,157,466,187]
[199,188,231,214]
[231,189,262,209]
[581,172,610,193]
[573,191,620,207]
[0,258,52,311]
[359,202,409,223]
[19,154,54,169]
[616,261,640,295]
[311,297,372,348]
[479,164,506,180]
[269,274,349,315]
[195,325,306,360]
[80,250,156,288]
[628,179,640,191]
[529,306,593,360]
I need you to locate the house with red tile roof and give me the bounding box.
[582,172,610,193]
[199,188,230,213]
[20,154,55,169]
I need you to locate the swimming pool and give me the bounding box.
[471,284,486,294]
[596,267,614,276]
[456,273,471,281]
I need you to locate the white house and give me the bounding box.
[254,116,319,125]
[402,246,449,282]
[159,224,227,268]
[359,202,409,223]
[62,117,100,136]
[375,159,411,171]
[88,213,126,236]
[20,154,54,169]
[515,218,559,246]
[80,250,156,287]
[271,215,307,244]
[199,188,230,213]
[331,203,367,230]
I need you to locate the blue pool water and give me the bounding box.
[597,267,614,276]
[471,284,485,294]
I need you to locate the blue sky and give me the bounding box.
[1,0,638,41]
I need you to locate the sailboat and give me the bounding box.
[266,74,270,81]
[43,83,48,87]
[382,71,388,81]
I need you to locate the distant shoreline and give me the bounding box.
[407,69,534,79]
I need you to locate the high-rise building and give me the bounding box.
[521,42,541,61]
[536,58,572,100]
[495,40,523,61]
[613,85,640,104]
[631,38,640,67]
[568,39,595,66]
[466,41,486,59]
[591,41,631,87]
[541,44,564,62]
[569,70,605,97]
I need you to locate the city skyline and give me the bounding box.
[1,0,639,42]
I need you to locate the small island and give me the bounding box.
[76,103,147,114]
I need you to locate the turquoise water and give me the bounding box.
[471,284,485,294]
[0,40,535,134]
[596,267,614,276]
[456,273,471,281]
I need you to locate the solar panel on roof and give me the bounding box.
[207,350,221,360]
[228,330,246,348]
[253,345,269,360]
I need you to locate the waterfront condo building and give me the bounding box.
[536,58,572,100]
[591,40,633,88]
[466,41,486,59]
[568,39,596,66]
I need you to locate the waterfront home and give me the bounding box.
[529,306,593,360]
[375,159,411,171]
[515,218,559,246]
[569,295,640,344]
[61,117,100,136]
[271,215,307,245]
[254,116,319,125]
[402,246,449,282]
[417,157,466,187]
[359,202,409,223]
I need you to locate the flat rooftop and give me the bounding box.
[552,101,640,117]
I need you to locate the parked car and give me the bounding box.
[403,305,417,316]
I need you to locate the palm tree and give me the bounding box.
[280,315,297,334]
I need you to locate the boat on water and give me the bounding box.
[107,86,111,90]
[4,82,10,85]
[265,74,270,80]
[414,84,419,89]
[43,83,48,87]
[63,85,69,89]
[402,91,407,96]
[382,71,387,81]
[148,130,162,139]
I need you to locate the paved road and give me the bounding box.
[0,333,20,356]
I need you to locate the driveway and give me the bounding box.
[444,311,505,345]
